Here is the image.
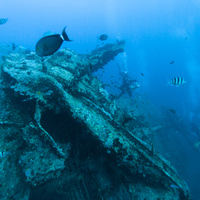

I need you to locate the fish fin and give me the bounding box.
[62,26,72,41]
[166,81,171,86]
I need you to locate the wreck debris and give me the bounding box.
[87,40,125,72]
[0,42,192,199]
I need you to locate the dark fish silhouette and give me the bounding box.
[168,108,176,114]
[169,60,175,64]
[35,26,72,56]
[168,77,186,87]
[97,34,108,41]
[0,18,7,25]
[12,43,17,50]
[141,72,144,76]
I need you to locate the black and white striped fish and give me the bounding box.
[0,18,8,25]
[168,77,186,87]
[97,34,108,41]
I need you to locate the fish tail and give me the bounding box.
[62,26,72,41]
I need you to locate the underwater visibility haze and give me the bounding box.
[1,0,200,199]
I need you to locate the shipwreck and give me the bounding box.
[0,41,192,200]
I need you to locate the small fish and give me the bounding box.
[12,43,17,50]
[0,18,7,25]
[169,60,175,64]
[35,26,72,56]
[168,77,186,87]
[141,72,144,76]
[168,108,176,114]
[103,83,110,87]
[97,34,108,41]
[170,184,180,189]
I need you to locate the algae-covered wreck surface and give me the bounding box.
[0,41,192,200]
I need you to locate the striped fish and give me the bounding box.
[97,34,108,41]
[168,77,186,86]
[0,18,8,25]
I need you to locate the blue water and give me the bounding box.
[1,0,200,199]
